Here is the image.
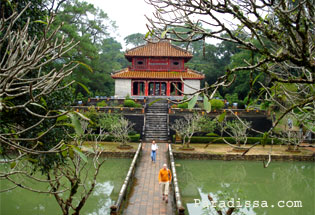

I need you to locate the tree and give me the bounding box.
[53,0,126,97]
[221,120,252,148]
[124,33,146,48]
[0,4,78,156]
[170,114,202,149]
[0,4,108,214]
[99,114,134,148]
[47,115,108,215]
[146,0,315,144]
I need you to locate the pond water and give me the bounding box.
[0,158,131,215]
[176,160,315,215]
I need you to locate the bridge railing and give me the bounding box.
[110,142,142,215]
[168,144,185,215]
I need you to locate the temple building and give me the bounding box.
[111,40,205,98]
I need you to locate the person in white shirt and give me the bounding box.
[151,140,158,163]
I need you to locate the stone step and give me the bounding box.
[145,126,168,129]
[145,131,168,135]
[145,136,169,139]
[146,111,168,113]
[146,118,167,124]
[145,127,168,129]
[146,119,167,122]
[146,115,167,117]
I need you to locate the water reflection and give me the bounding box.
[176,160,315,215]
[0,158,131,215]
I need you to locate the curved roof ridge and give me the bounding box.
[125,40,193,58]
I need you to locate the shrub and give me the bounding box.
[173,135,282,144]
[135,103,143,108]
[96,100,107,107]
[124,99,136,107]
[205,133,219,137]
[210,99,224,110]
[178,102,188,109]
[128,130,137,135]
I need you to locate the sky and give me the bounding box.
[86,0,156,49]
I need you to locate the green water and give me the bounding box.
[0,158,131,215]
[176,160,315,215]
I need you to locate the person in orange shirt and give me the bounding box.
[158,163,172,203]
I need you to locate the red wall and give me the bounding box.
[131,57,185,71]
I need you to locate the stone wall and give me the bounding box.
[98,151,136,158]
[115,79,131,97]
[124,114,144,139]
[173,152,315,161]
[183,79,200,95]
[169,114,272,138]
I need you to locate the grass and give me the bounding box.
[82,141,139,152]
[172,143,313,156]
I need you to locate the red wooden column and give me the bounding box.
[166,81,171,96]
[145,81,149,96]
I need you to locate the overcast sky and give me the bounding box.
[86,0,155,49]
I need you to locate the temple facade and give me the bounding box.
[111,40,204,98]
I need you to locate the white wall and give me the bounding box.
[114,79,131,98]
[183,80,200,95]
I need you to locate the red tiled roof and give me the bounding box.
[111,68,204,80]
[125,41,193,58]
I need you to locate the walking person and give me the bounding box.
[151,140,158,163]
[158,163,172,203]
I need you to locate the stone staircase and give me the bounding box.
[143,99,169,142]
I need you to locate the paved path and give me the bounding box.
[123,142,174,215]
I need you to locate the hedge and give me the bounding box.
[124,99,136,107]
[124,99,142,108]
[210,99,224,110]
[86,134,140,142]
[173,135,282,145]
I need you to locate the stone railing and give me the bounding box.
[169,108,267,116]
[110,143,142,215]
[72,106,145,115]
[168,144,185,215]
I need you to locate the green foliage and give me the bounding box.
[178,102,188,109]
[198,116,216,133]
[188,94,199,109]
[124,99,136,107]
[53,0,128,97]
[225,93,239,104]
[124,33,146,47]
[96,100,108,107]
[99,113,121,130]
[260,101,271,110]
[210,99,224,110]
[76,92,88,103]
[205,133,219,137]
